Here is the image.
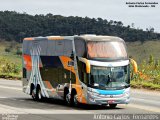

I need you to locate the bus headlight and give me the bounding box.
[87,89,99,96]
[124,91,130,97]
[92,91,99,96]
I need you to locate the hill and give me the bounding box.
[0,11,160,43]
[0,11,160,64]
[127,40,160,63]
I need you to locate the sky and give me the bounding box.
[0,0,160,33]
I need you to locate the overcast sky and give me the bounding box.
[0,0,160,33]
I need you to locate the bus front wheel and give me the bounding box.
[73,94,79,106]
[65,93,71,105]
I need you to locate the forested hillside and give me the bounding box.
[0,11,160,42]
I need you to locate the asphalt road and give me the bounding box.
[0,79,160,120]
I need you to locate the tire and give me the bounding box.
[31,88,36,100]
[65,93,71,105]
[73,94,79,107]
[109,104,117,108]
[31,86,42,101]
[64,88,71,105]
[36,87,42,101]
[64,89,78,107]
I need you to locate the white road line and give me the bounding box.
[125,103,160,113]
[0,96,8,99]
[0,85,21,91]
[131,97,160,105]
[0,103,91,114]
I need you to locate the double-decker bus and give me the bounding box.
[22,35,136,108]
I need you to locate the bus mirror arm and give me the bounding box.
[79,58,91,73]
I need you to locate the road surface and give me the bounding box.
[0,79,159,120]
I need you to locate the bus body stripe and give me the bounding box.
[24,38,34,41]
[95,89,125,95]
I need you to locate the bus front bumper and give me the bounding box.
[87,91,130,105]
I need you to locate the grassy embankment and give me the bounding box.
[0,41,21,79]
[127,40,160,90]
[0,40,160,90]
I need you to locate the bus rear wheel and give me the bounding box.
[31,89,36,100]
[31,86,42,101]
[109,104,117,108]
[36,87,42,101]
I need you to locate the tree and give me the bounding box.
[0,11,160,42]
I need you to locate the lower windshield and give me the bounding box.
[89,65,130,90]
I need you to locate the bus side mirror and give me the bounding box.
[79,58,91,73]
[130,58,138,80]
[85,60,90,73]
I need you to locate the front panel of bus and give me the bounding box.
[79,40,130,105]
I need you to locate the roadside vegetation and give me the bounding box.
[0,41,21,79]
[131,55,160,91]
[0,57,21,79]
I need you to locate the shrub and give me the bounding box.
[5,47,11,53]
[16,48,22,55]
[131,55,160,90]
[0,57,21,74]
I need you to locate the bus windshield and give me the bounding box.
[87,41,127,59]
[89,65,130,90]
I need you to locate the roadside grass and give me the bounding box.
[0,41,22,80]
[0,57,21,80]
[131,55,160,91]
[131,81,160,91]
[0,73,21,80]
[126,40,160,91]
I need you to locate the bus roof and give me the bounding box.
[77,35,124,42]
[23,35,124,42]
[23,35,126,57]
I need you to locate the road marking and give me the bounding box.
[0,103,91,114]
[0,96,8,99]
[125,103,160,113]
[0,85,21,91]
[131,97,160,105]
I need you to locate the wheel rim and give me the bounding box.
[73,94,78,105]
[66,94,70,104]
[32,89,36,99]
[38,90,42,100]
